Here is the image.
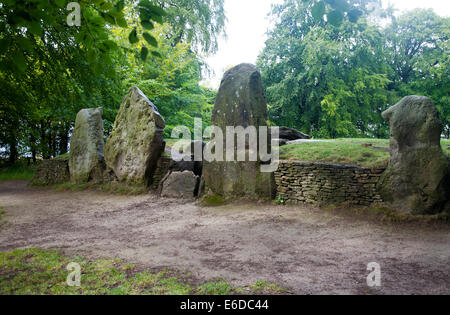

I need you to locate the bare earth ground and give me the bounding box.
[0,180,449,295]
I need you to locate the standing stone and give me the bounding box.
[105,86,165,186]
[69,108,105,184]
[203,63,275,199]
[378,96,450,214]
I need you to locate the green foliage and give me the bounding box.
[0,0,222,162]
[155,0,226,54]
[258,1,449,139]
[299,0,368,26]
[276,194,285,205]
[384,9,450,137]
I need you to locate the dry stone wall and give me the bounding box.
[32,158,70,186]
[275,161,385,205]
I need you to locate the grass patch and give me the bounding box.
[0,248,285,295]
[55,153,70,159]
[0,161,37,181]
[249,281,287,294]
[202,195,226,207]
[195,280,233,295]
[280,139,390,168]
[279,138,450,168]
[53,182,148,195]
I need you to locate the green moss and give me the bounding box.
[203,195,226,206]
[442,139,450,156]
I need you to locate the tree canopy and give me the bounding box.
[0,0,223,162]
[257,0,449,139]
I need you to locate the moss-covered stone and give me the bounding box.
[104,87,165,187]
[69,108,105,184]
[378,96,450,214]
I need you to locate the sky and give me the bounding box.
[201,0,450,89]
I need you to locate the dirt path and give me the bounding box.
[0,180,449,295]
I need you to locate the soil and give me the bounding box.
[0,180,449,295]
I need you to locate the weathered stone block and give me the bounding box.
[69,108,105,184]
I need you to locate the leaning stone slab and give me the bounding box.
[69,108,105,184]
[161,171,199,199]
[378,96,450,214]
[105,86,165,186]
[203,63,275,199]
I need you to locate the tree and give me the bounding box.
[152,0,226,54]
[384,9,450,136]
[258,1,449,139]
[0,0,222,162]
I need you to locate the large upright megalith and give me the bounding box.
[105,86,165,186]
[378,96,450,214]
[69,108,105,184]
[203,63,275,198]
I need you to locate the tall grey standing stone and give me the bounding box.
[105,86,165,186]
[378,96,450,214]
[69,108,105,184]
[203,63,275,199]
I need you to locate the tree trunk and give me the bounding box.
[8,139,18,165]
